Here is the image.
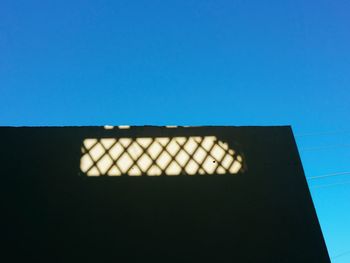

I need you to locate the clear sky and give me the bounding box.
[1,0,349,261]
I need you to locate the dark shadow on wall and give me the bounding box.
[0,126,330,263]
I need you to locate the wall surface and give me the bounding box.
[1,126,330,262]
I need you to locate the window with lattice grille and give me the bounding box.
[80,136,243,176]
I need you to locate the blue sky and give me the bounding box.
[1,0,349,261]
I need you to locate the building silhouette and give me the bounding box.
[1,126,330,262]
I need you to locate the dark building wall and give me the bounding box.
[1,126,330,262]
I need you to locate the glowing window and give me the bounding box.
[80,136,243,176]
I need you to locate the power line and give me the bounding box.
[332,249,350,260]
[310,180,350,189]
[295,130,350,138]
[307,172,350,180]
[300,144,350,151]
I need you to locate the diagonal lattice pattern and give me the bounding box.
[80,136,243,176]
